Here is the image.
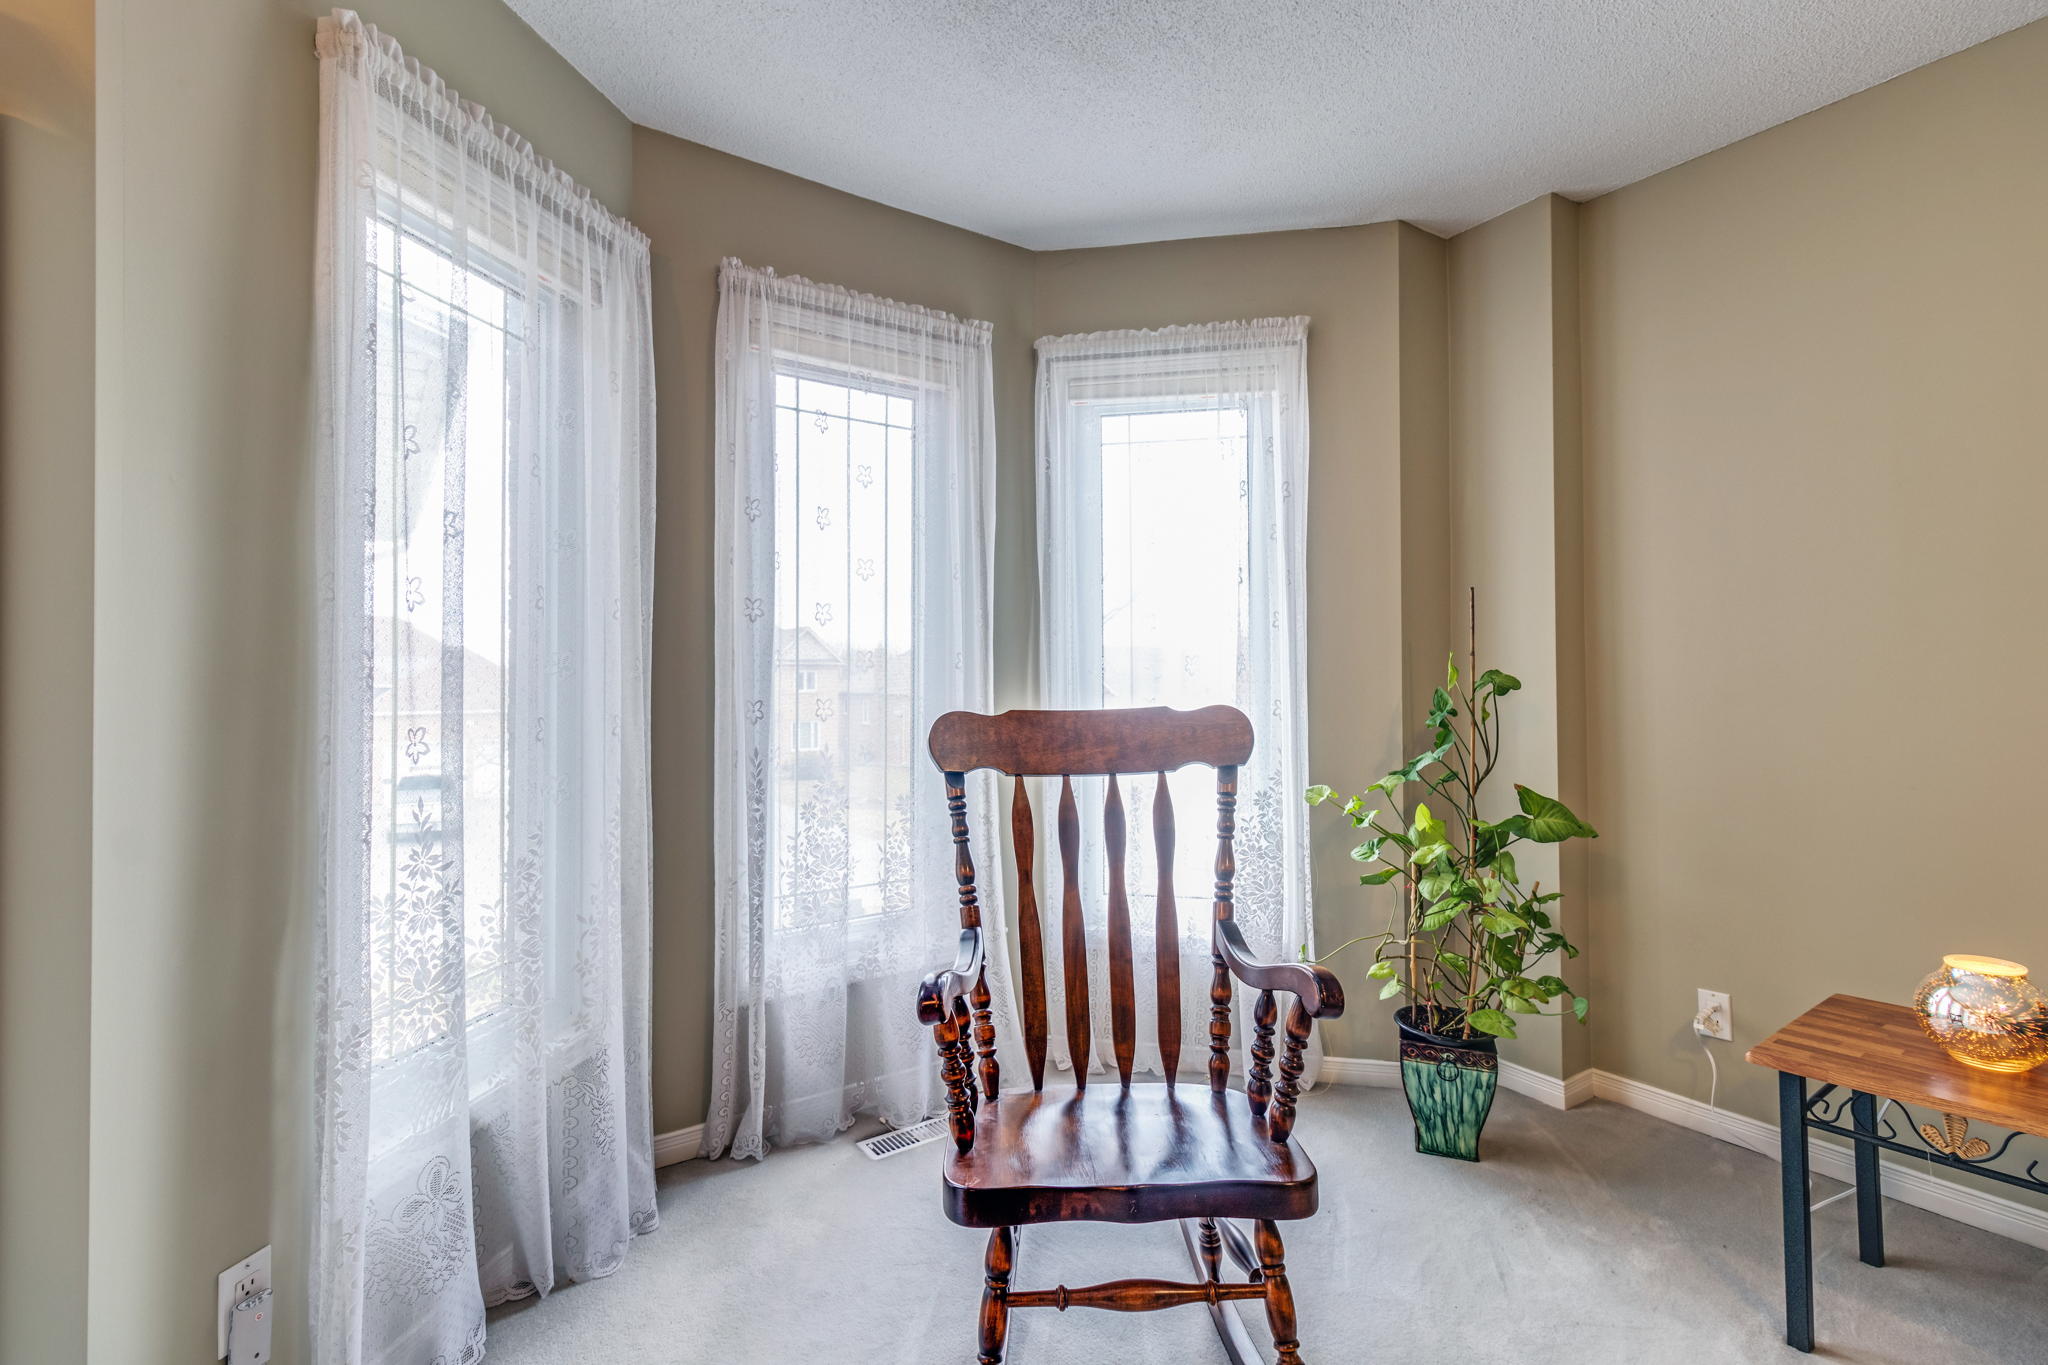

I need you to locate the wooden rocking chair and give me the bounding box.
[916,705,1345,1365]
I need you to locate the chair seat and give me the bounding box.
[943,1083,1318,1228]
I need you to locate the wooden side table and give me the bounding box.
[1747,993,2048,1351]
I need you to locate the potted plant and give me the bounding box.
[1306,602,1596,1161]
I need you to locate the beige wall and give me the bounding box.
[89,2,629,1360]
[630,128,1036,1131]
[1578,19,2048,1125]
[2,2,94,1359]
[1033,224,1443,1063]
[1446,194,1591,1078]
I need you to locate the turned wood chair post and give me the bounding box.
[979,1225,1016,1365]
[1209,763,1238,1093]
[1256,1219,1301,1365]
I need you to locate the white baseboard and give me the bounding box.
[1315,1055,1400,1088]
[1321,1054,2048,1253]
[653,1123,705,1167]
[1589,1070,2048,1253]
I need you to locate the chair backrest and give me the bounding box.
[927,705,1254,1093]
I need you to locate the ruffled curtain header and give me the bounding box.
[316,8,647,255]
[1036,316,1309,358]
[719,257,994,344]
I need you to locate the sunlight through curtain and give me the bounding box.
[312,13,656,1361]
[1034,318,1317,1084]
[706,260,1019,1160]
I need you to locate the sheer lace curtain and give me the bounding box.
[1035,318,1317,1084]
[313,13,655,1363]
[707,260,1020,1160]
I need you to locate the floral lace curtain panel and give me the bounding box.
[707,259,1020,1160]
[1034,318,1318,1084]
[313,12,656,1363]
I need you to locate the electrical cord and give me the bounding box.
[1693,1005,1895,1214]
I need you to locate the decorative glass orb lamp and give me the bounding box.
[1912,955,2048,1075]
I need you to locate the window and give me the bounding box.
[769,365,916,928]
[315,15,658,1344]
[365,216,521,1063]
[1091,399,1257,928]
[1035,318,1312,1079]
[710,259,999,1156]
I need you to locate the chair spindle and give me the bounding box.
[956,995,980,1111]
[947,771,981,928]
[1011,776,1048,1091]
[971,969,999,1100]
[939,1003,975,1151]
[1153,774,1180,1085]
[1208,765,1238,1092]
[1105,775,1136,1087]
[1269,999,1313,1144]
[1247,989,1277,1117]
[1058,775,1091,1084]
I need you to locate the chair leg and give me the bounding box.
[1255,1220,1301,1365]
[978,1225,1015,1364]
[1196,1217,1224,1281]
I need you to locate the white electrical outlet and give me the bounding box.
[1697,989,1732,1041]
[217,1245,271,1359]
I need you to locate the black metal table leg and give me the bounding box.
[1850,1090,1885,1268]
[1778,1070,1815,1352]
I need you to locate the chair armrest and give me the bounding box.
[915,926,985,1026]
[1216,920,1345,1019]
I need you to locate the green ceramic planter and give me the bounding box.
[1396,1006,1499,1161]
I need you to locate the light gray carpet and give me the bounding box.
[485,1087,2048,1363]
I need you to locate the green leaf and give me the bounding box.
[1349,837,1385,863]
[1420,904,1462,931]
[1428,686,1457,726]
[1366,960,1396,980]
[1359,868,1401,885]
[1466,1008,1516,1038]
[1446,653,1460,689]
[1477,668,1521,695]
[1305,784,1334,806]
[1573,996,1591,1021]
[1378,977,1405,1000]
[1439,952,1471,975]
[1492,850,1519,884]
[1535,975,1569,999]
[1515,786,1599,842]
[1410,841,1451,868]
[1410,802,1449,846]
[1476,817,1529,865]
[1505,996,1540,1014]
[1343,797,1373,821]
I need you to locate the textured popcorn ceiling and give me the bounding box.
[506,0,2048,248]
